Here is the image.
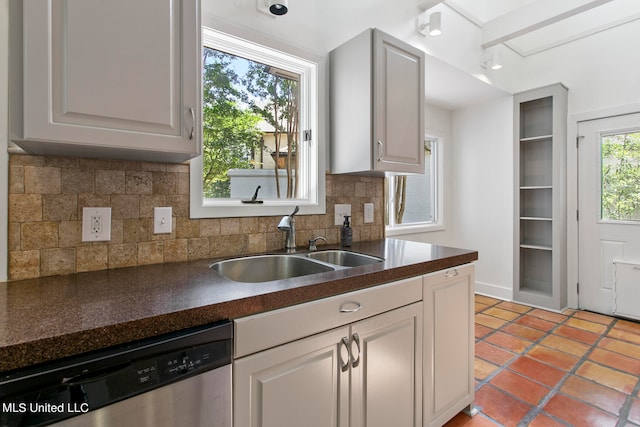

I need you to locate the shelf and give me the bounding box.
[519,283,553,297]
[520,139,552,187]
[520,187,552,218]
[520,135,553,142]
[520,216,552,221]
[519,247,552,296]
[521,218,552,248]
[514,85,567,311]
[520,244,552,251]
[521,186,552,190]
[520,96,553,138]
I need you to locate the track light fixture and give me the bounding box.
[418,11,442,37]
[482,49,503,71]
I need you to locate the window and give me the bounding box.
[190,28,324,218]
[385,137,443,234]
[601,130,640,222]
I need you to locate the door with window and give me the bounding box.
[578,113,640,317]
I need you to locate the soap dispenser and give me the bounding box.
[340,215,352,247]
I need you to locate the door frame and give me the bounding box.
[567,103,640,309]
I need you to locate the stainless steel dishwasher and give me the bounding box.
[0,320,232,427]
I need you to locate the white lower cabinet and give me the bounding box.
[349,303,423,427]
[423,264,475,427]
[234,326,348,427]
[233,277,423,427]
[232,265,476,427]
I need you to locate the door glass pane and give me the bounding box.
[601,131,640,221]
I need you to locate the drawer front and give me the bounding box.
[234,276,422,358]
[422,263,474,288]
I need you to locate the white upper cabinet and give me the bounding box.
[10,0,201,163]
[330,28,425,175]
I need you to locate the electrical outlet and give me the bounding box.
[82,207,111,242]
[154,207,172,234]
[364,203,374,223]
[334,204,352,226]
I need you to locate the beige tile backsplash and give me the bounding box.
[7,154,384,280]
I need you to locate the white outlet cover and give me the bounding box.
[154,207,172,234]
[334,204,352,226]
[364,203,374,223]
[82,207,111,242]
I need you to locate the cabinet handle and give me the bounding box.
[339,302,362,313]
[445,269,459,278]
[188,107,195,140]
[339,337,350,372]
[351,333,361,368]
[377,140,384,161]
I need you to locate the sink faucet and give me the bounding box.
[277,206,299,252]
[308,236,326,252]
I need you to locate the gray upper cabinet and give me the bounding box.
[9,0,201,163]
[330,28,425,175]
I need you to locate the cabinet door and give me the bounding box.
[350,302,423,427]
[373,31,425,174]
[234,327,349,427]
[423,264,475,427]
[20,0,200,162]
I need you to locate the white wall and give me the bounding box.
[449,97,514,299]
[520,18,640,115]
[397,100,514,299]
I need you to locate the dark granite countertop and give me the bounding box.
[0,239,477,373]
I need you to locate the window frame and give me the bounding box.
[385,134,444,236]
[190,26,325,218]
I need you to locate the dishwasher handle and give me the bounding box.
[62,362,132,386]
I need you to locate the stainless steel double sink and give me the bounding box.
[210,250,383,283]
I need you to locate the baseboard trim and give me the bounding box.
[474,281,512,301]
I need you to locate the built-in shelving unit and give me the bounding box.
[514,84,568,311]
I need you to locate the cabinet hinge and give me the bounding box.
[576,135,584,148]
[577,282,580,294]
[303,130,312,142]
[576,210,579,221]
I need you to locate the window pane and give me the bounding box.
[601,131,640,221]
[202,47,300,200]
[388,139,435,225]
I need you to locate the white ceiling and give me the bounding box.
[203,0,640,110]
[445,0,640,56]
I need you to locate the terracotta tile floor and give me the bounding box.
[445,295,640,427]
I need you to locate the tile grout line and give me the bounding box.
[474,301,569,426]
[475,300,639,426]
[613,315,640,427]
[521,310,621,426]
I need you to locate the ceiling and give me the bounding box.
[443,0,640,56]
[203,0,640,110]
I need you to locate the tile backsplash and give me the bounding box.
[7,154,384,280]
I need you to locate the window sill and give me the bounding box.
[385,223,445,237]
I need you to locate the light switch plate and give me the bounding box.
[334,204,352,226]
[154,207,172,234]
[364,203,374,223]
[82,207,111,242]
